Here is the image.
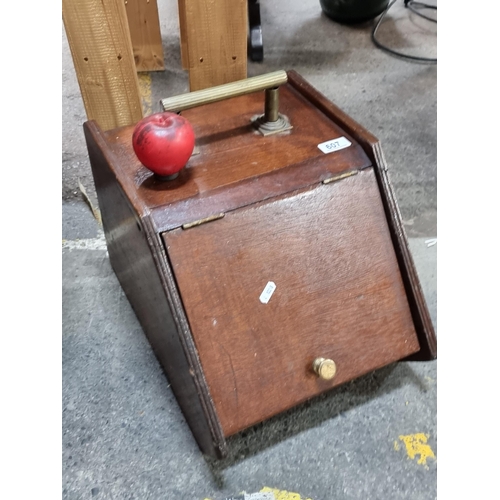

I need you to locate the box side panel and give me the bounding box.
[83,121,226,458]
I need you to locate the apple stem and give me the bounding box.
[155,172,180,182]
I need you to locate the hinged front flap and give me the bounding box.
[162,167,420,437]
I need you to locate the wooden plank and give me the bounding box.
[62,0,143,131]
[183,0,248,91]
[177,0,190,70]
[125,0,165,72]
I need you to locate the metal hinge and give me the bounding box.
[182,213,225,230]
[322,170,358,184]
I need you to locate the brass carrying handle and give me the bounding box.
[160,70,288,123]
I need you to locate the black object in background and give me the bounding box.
[320,0,390,24]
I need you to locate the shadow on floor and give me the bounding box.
[204,360,429,486]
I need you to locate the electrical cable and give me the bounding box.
[371,0,437,63]
[406,0,437,23]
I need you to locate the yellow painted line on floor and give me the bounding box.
[203,486,313,500]
[261,486,313,499]
[138,73,153,116]
[395,433,436,467]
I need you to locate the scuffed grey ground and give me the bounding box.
[62,0,437,498]
[62,236,436,500]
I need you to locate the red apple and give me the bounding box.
[132,112,195,179]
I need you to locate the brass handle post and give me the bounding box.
[265,87,280,122]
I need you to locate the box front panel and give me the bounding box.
[163,168,420,436]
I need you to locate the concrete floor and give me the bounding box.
[62,1,437,498]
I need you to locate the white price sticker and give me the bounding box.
[259,281,276,304]
[317,136,352,154]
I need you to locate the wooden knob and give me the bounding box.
[313,358,337,380]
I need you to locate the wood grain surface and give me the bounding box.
[163,169,420,436]
[182,0,247,90]
[125,0,165,72]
